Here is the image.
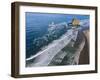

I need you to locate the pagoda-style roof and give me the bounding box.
[71,18,80,26]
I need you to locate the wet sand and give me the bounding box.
[79,30,89,64]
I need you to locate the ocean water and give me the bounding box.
[26,12,89,58]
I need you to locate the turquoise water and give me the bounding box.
[26,12,89,58]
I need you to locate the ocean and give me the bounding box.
[26,12,89,58]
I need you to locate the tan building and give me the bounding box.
[72,18,80,26]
